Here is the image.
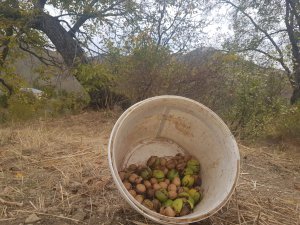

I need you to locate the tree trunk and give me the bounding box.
[291,70,300,104]
[29,13,87,67]
[291,86,300,104]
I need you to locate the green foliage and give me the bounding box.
[0,94,8,108]
[7,91,45,121]
[212,54,287,138]
[75,60,123,109]
[0,89,89,123]
[45,91,90,115]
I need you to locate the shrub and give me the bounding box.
[7,91,46,121]
[75,62,126,109]
[0,89,89,123]
[113,34,183,103]
[267,104,300,139]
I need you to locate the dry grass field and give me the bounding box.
[0,111,299,225]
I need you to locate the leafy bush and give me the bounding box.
[0,89,89,123]
[215,55,287,138]
[75,61,130,109]
[0,94,8,108]
[44,91,90,116]
[7,91,46,121]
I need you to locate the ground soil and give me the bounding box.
[0,111,299,225]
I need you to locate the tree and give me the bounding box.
[138,0,209,52]
[0,0,136,67]
[0,0,206,98]
[218,0,300,104]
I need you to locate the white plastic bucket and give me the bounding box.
[108,95,240,224]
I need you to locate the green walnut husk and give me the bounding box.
[178,192,190,198]
[187,159,200,173]
[140,167,152,180]
[153,170,165,182]
[163,199,173,207]
[187,197,195,209]
[155,189,168,203]
[183,167,194,176]
[167,169,179,181]
[188,189,201,203]
[172,198,183,214]
[182,175,195,187]
[122,154,203,217]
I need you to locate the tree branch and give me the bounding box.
[160,0,184,37]
[232,47,294,85]
[19,42,59,67]
[156,0,167,46]
[68,0,126,37]
[222,0,285,62]
[68,0,100,37]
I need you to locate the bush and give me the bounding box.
[191,53,288,139]
[222,70,286,138]
[7,91,46,121]
[75,62,130,109]
[267,104,300,139]
[112,34,185,103]
[0,94,8,108]
[0,89,89,123]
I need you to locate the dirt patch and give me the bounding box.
[0,111,299,225]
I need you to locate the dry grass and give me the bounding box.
[0,111,299,225]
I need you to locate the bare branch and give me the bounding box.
[222,0,285,62]
[19,42,59,67]
[231,47,294,85]
[160,0,184,38]
[156,0,167,46]
[162,13,189,47]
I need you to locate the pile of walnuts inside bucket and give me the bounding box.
[119,153,203,217]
